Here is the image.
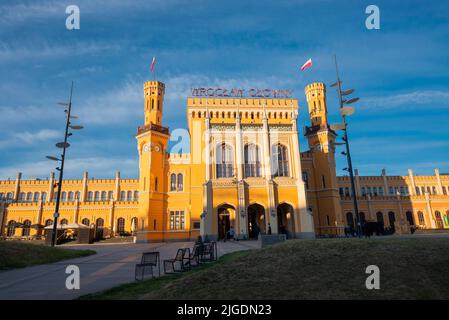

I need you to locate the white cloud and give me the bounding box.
[12,129,60,144]
[77,80,142,125]
[0,156,138,180]
[363,90,449,110]
[0,41,120,62]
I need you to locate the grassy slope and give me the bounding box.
[0,241,95,271]
[84,237,449,300]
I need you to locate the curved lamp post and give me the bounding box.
[329,56,362,237]
[46,81,83,246]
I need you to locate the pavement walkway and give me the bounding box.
[0,240,260,300]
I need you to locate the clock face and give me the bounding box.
[143,145,150,153]
[154,145,161,152]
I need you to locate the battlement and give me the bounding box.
[187,97,298,108]
[168,153,191,165]
[144,80,165,90]
[305,82,326,94]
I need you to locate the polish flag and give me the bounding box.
[300,58,312,71]
[150,56,156,72]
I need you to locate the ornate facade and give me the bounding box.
[1,80,448,241]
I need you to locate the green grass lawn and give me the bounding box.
[0,241,95,271]
[83,237,449,300]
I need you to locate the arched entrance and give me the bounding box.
[247,203,265,239]
[95,218,104,240]
[217,204,234,240]
[277,203,295,238]
[388,211,396,233]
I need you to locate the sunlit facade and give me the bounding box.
[1,79,448,242]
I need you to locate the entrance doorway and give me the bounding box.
[217,204,234,240]
[247,203,265,239]
[277,203,295,238]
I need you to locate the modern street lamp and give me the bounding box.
[46,81,83,246]
[329,55,362,237]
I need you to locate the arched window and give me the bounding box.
[22,220,31,236]
[75,191,80,200]
[61,192,67,202]
[60,218,68,225]
[131,217,138,234]
[376,212,384,225]
[120,191,126,201]
[87,191,93,201]
[101,191,107,201]
[418,211,425,225]
[81,218,90,226]
[406,211,414,225]
[170,173,176,191]
[177,174,183,191]
[95,218,104,239]
[133,191,139,200]
[445,210,449,226]
[244,144,261,177]
[346,212,354,228]
[7,192,13,200]
[45,219,53,226]
[216,143,233,178]
[127,191,132,201]
[272,143,289,177]
[435,211,443,228]
[117,217,125,235]
[68,191,74,202]
[94,191,100,201]
[26,192,33,202]
[388,211,396,229]
[33,192,40,202]
[7,220,16,237]
[108,191,114,200]
[42,192,47,202]
[19,192,25,202]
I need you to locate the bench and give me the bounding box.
[188,244,202,267]
[164,248,190,274]
[200,242,217,262]
[135,251,160,281]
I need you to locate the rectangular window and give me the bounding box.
[169,211,185,230]
[302,172,309,189]
[192,221,201,229]
[389,187,394,195]
[379,187,384,196]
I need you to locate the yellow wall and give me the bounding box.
[2,80,449,241]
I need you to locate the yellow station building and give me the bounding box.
[1,79,449,242]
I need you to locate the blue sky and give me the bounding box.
[0,0,448,180]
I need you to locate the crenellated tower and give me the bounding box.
[304,82,343,232]
[136,80,169,242]
[144,81,165,126]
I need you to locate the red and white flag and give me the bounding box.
[300,58,312,71]
[150,56,156,72]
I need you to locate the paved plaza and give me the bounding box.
[0,240,260,300]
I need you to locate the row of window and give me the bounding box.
[5,216,139,237]
[345,210,449,228]
[338,185,449,198]
[340,186,410,197]
[215,143,289,178]
[415,185,448,196]
[0,190,138,203]
[170,174,184,191]
[192,110,293,120]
